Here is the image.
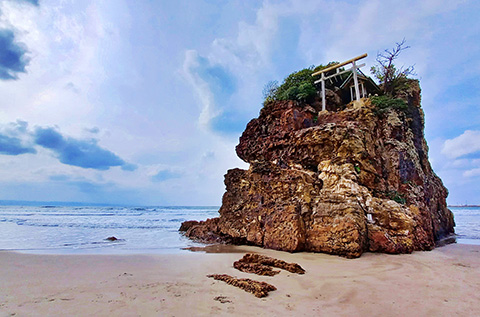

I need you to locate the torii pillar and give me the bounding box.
[312,53,367,111]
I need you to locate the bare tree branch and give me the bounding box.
[371,39,415,95]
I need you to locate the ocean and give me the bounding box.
[0,205,219,254]
[0,205,478,254]
[450,207,480,245]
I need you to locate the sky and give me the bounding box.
[0,0,479,206]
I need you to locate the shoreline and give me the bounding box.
[1,243,480,316]
[2,237,479,256]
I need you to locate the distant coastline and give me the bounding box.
[448,205,480,208]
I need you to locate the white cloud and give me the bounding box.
[464,168,480,178]
[182,50,218,130]
[452,159,471,167]
[442,130,480,159]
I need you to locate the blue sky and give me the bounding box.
[0,0,479,205]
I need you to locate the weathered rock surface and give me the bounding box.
[182,80,455,258]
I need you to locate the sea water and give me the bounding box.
[0,205,478,254]
[450,207,480,245]
[0,205,219,254]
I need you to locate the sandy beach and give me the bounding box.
[1,243,479,316]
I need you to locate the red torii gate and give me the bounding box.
[312,53,368,111]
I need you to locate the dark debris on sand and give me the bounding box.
[207,274,277,298]
[213,295,232,303]
[234,253,305,275]
[233,261,281,276]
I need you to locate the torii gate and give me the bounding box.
[312,53,368,111]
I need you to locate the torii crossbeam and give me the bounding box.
[312,53,368,111]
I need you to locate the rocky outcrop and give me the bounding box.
[182,80,455,258]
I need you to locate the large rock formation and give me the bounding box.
[182,80,455,258]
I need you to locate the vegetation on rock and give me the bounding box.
[370,39,416,96]
[371,95,408,116]
[386,190,407,205]
[367,40,417,116]
[262,63,338,106]
[263,40,415,112]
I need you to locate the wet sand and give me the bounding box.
[1,243,479,316]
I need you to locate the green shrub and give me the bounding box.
[262,62,338,106]
[387,190,406,204]
[274,67,316,103]
[296,82,317,102]
[371,95,408,116]
[278,85,299,100]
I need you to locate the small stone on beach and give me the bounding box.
[214,296,232,304]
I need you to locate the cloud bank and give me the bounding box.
[0,134,36,155]
[0,29,30,80]
[0,121,135,171]
[34,127,131,171]
[0,121,36,155]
